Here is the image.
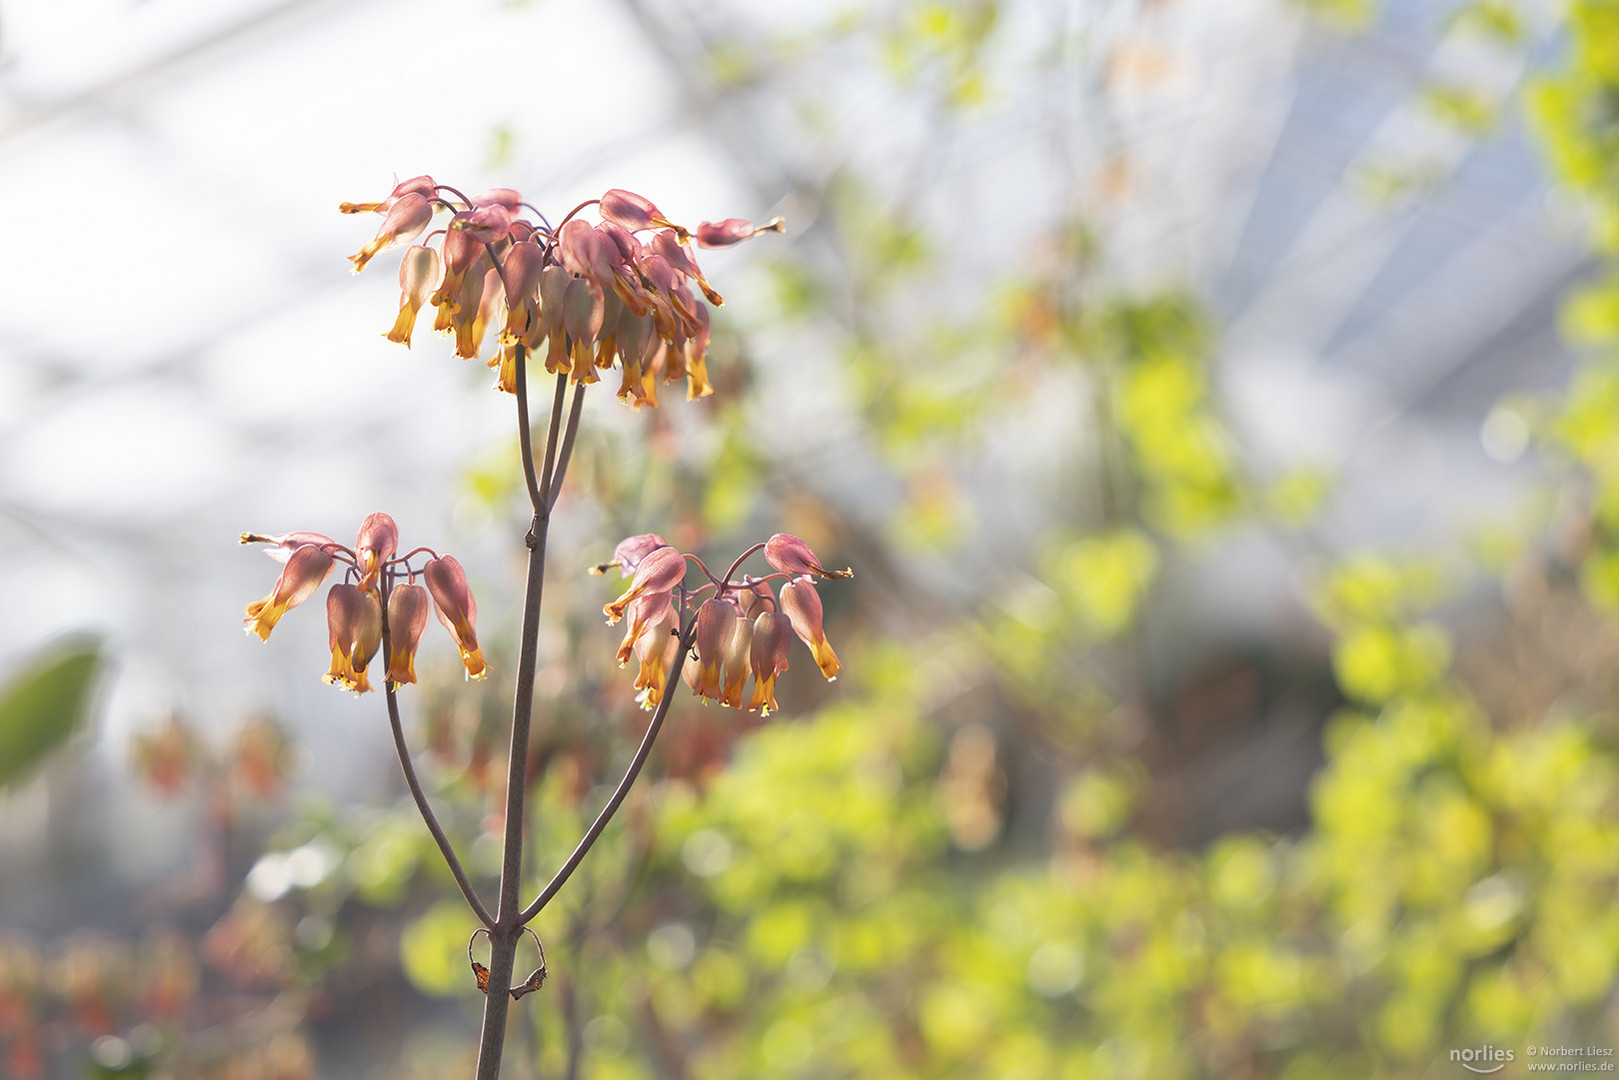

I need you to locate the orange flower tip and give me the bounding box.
[590,561,616,576]
[339,201,381,214]
[829,567,854,580]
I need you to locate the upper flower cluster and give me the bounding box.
[594,532,853,714]
[341,177,782,408]
[240,513,485,694]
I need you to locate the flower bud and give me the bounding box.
[781,576,840,680]
[424,556,487,680]
[385,584,431,685]
[472,187,523,213]
[324,584,383,694]
[355,513,399,593]
[764,533,852,579]
[592,533,670,577]
[340,175,435,215]
[600,188,667,233]
[239,530,338,561]
[747,611,793,715]
[695,216,784,249]
[244,544,334,641]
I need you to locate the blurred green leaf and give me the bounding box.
[400,900,476,998]
[0,636,102,791]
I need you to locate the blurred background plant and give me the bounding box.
[4,0,1619,1076]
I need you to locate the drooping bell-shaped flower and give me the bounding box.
[603,545,686,624]
[690,598,740,703]
[449,204,513,245]
[616,591,673,667]
[632,598,680,709]
[350,192,433,273]
[499,240,547,341]
[432,227,484,331]
[651,229,723,307]
[695,216,785,249]
[355,513,399,593]
[592,534,670,577]
[385,583,431,685]
[780,576,840,680]
[720,605,753,708]
[561,277,605,382]
[340,175,435,215]
[466,266,505,360]
[424,556,487,680]
[682,303,713,401]
[324,584,383,694]
[243,544,334,641]
[387,245,443,347]
[557,221,619,297]
[450,265,489,360]
[747,611,794,716]
[764,533,853,579]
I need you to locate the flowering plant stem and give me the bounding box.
[416,345,690,1080]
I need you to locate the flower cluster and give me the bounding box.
[240,513,485,694]
[595,532,853,714]
[341,177,783,408]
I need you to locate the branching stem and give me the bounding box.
[520,626,694,925]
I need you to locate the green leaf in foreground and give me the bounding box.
[0,636,103,790]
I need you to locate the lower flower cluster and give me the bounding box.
[240,513,485,694]
[596,532,852,713]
